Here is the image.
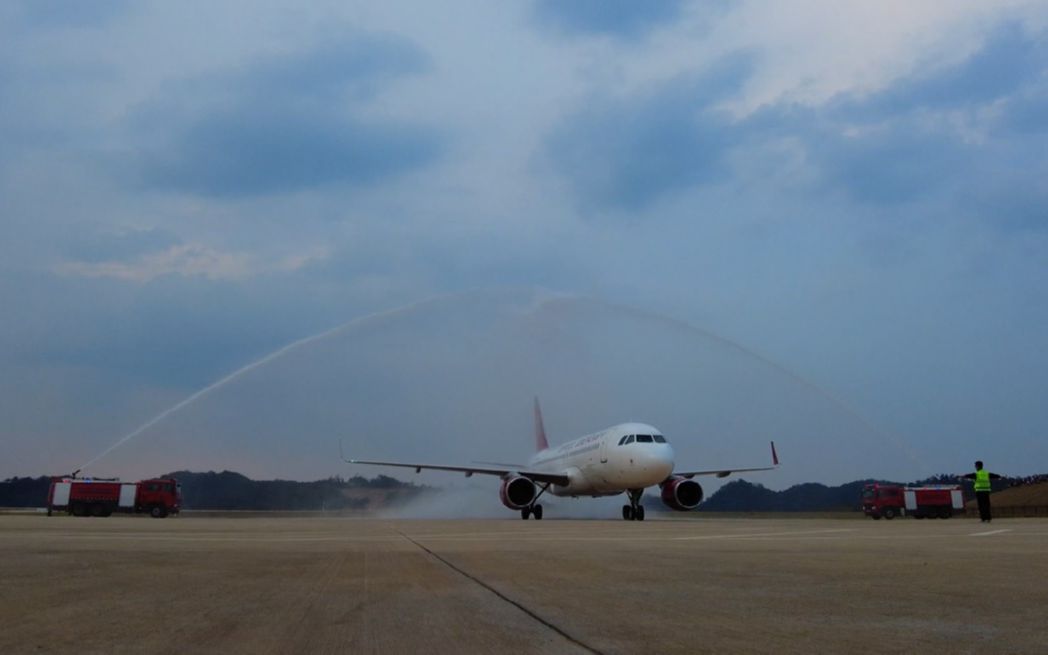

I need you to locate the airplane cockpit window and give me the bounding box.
[617,435,629,446]
[636,434,654,443]
[624,435,635,444]
[653,435,667,443]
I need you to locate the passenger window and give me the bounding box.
[653,435,666,443]
[636,435,653,443]
[624,435,635,444]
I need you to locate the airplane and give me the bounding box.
[341,398,779,521]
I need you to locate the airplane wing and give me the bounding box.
[341,444,569,486]
[674,441,779,479]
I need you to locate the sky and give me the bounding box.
[2,1,1047,492]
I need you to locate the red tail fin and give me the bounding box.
[533,397,549,452]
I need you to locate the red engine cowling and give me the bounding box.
[499,476,537,510]
[660,477,704,511]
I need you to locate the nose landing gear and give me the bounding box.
[622,488,645,521]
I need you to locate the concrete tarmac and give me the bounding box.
[2,514,1047,654]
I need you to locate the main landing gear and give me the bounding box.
[521,483,551,520]
[622,488,645,521]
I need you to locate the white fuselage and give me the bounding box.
[528,422,674,496]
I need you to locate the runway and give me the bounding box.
[2,515,1046,654]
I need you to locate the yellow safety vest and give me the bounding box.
[974,469,991,492]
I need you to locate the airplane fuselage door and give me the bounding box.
[599,436,609,463]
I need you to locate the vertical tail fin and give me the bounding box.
[533,397,549,452]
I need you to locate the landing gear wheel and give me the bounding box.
[532,504,543,520]
[622,505,634,521]
[521,507,531,520]
[635,505,645,521]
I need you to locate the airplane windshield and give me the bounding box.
[653,435,666,443]
[624,435,635,444]
[635,435,653,443]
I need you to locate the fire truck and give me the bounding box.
[47,477,181,518]
[862,483,964,519]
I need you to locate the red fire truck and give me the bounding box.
[862,483,964,519]
[47,477,181,518]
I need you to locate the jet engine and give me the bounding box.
[660,476,704,511]
[499,476,537,510]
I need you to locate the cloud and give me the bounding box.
[58,243,328,283]
[546,56,751,212]
[845,22,1046,116]
[130,37,442,198]
[531,0,690,39]
[61,227,180,264]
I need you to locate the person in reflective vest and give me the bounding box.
[963,461,1002,522]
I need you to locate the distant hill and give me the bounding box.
[698,479,873,512]
[964,480,1048,517]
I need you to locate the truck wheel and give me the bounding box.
[939,508,952,519]
[72,503,86,517]
[149,505,167,518]
[883,507,896,520]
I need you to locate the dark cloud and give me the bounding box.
[130,37,442,198]
[532,0,688,39]
[731,25,1048,210]
[544,24,1048,219]
[806,122,970,206]
[138,107,439,198]
[546,57,751,212]
[844,23,1046,116]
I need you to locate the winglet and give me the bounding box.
[533,397,549,452]
[771,441,779,467]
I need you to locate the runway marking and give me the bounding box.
[396,530,604,655]
[673,528,857,541]
[969,529,1010,537]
